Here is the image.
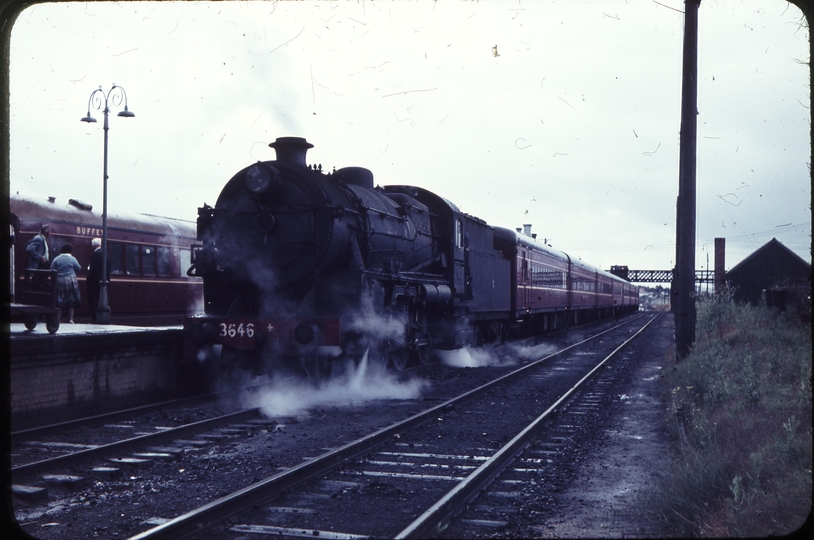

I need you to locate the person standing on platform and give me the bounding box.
[86,237,110,323]
[50,243,82,324]
[25,224,51,269]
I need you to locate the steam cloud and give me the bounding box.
[238,350,429,418]
[344,284,407,345]
[438,346,514,368]
[509,341,559,361]
[438,340,560,368]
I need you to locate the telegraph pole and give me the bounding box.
[675,0,701,360]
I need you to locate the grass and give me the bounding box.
[653,292,812,537]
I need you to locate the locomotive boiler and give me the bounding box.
[186,137,510,379]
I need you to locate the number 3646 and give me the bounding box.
[219,322,255,338]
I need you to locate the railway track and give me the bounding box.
[125,313,660,539]
[11,386,289,474]
[11,408,263,477]
[12,314,662,539]
[10,393,220,445]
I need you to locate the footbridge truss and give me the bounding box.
[609,267,715,284]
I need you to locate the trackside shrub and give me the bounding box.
[654,292,812,536]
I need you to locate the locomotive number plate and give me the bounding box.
[219,321,257,338]
[218,319,262,349]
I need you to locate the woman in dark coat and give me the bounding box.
[86,237,110,323]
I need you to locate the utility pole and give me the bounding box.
[675,0,701,360]
[714,237,726,296]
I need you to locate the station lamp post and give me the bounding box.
[80,84,135,324]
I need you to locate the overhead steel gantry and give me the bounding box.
[609,267,716,284]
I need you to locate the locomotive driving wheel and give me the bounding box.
[412,333,432,366]
[418,345,431,365]
[380,340,408,372]
[387,348,408,371]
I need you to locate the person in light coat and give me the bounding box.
[50,243,82,323]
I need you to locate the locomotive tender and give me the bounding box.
[185,137,638,378]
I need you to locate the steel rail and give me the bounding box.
[10,393,217,444]
[395,313,661,538]
[128,315,649,540]
[11,408,260,477]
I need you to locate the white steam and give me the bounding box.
[509,341,559,362]
[239,350,428,418]
[345,284,406,345]
[438,346,516,368]
[346,312,406,344]
[439,340,560,368]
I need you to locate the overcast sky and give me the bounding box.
[8,0,811,276]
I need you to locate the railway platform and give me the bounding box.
[7,321,181,337]
[7,323,203,431]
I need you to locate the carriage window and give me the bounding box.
[126,244,140,275]
[49,235,68,256]
[142,246,156,276]
[109,242,124,275]
[157,247,171,277]
[455,219,463,248]
[179,248,194,278]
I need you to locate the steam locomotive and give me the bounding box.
[184,137,638,379]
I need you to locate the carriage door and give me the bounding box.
[9,222,15,302]
[565,254,573,311]
[593,270,599,308]
[521,251,530,309]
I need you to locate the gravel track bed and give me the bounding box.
[187,316,656,538]
[446,313,674,538]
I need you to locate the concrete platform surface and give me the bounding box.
[7,322,182,337]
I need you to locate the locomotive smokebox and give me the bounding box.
[269,137,314,167]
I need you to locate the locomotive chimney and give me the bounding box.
[269,137,314,167]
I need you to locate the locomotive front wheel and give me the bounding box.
[414,347,431,366]
[217,347,258,390]
[24,315,38,331]
[45,316,60,334]
[301,356,334,387]
[387,348,408,372]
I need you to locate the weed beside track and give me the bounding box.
[655,294,812,536]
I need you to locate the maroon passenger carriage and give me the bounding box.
[493,227,639,335]
[10,193,202,326]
